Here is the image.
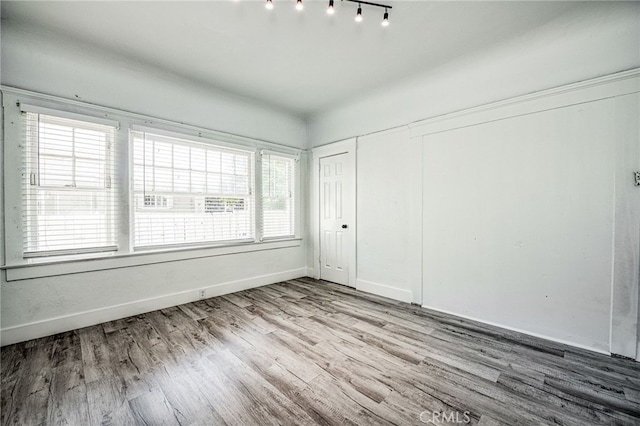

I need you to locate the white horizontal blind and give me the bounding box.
[132,131,255,248]
[262,153,296,239]
[22,112,118,257]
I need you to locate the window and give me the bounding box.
[262,152,297,239]
[22,112,117,256]
[132,131,255,248]
[9,98,301,269]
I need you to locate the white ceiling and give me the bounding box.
[2,1,584,117]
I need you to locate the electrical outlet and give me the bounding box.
[198,289,206,300]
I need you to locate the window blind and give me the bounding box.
[22,112,118,257]
[261,152,296,239]
[132,131,255,248]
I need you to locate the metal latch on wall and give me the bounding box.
[635,171,640,187]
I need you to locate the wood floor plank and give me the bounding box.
[128,388,181,426]
[3,277,640,425]
[79,326,114,384]
[543,375,640,418]
[85,376,138,426]
[0,343,26,383]
[103,328,155,402]
[203,350,283,426]
[496,372,620,425]
[46,361,90,426]
[177,302,210,321]
[221,292,254,309]
[5,368,53,426]
[625,387,640,403]
[413,359,588,426]
[215,348,319,425]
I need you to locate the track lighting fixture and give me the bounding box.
[327,0,335,15]
[262,0,393,28]
[355,4,363,22]
[347,1,392,25]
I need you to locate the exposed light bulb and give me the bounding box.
[355,5,363,22]
[296,0,303,11]
[327,0,335,15]
[265,0,273,9]
[382,10,389,26]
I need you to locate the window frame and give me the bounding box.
[21,108,120,258]
[260,150,299,241]
[130,129,257,250]
[1,90,302,280]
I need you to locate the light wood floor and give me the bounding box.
[2,278,640,425]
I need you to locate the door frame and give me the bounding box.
[311,138,357,287]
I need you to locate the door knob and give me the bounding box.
[341,224,348,229]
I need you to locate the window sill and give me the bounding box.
[2,239,302,281]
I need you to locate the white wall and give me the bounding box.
[0,22,309,345]
[1,21,306,148]
[355,128,421,303]
[307,2,640,355]
[317,70,638,355]
[1,246,306,345]
[307,2,639,147]
[422,99,616,352]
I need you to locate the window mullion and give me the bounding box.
[255,150,264,242]
[71,126,77,188]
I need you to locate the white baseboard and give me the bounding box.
[0,267,307,346]
[356,279,413,303]
[423,304,611,356]
[305,266,315,278]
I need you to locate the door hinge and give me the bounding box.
[106,176,112,189]
[634,171,640,186]
[29,172,36,186]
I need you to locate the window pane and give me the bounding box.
[154,167,172,191]
[132,131,255,248]
[192,171,206,193]
[221,152,234,174]
[221,174,235,194]
[133,137,153,165]
[75,128,106,160]
[39,156,73,187]
[191,148,206,171]
[76,159,104,188]
[207,173,221,193]
[235,155,248,175]
[154,141,172,167]
[207,151,221,173]
[236,176,249,195]
[174,145,190,169]
[23,112,117,256]
[174,169,190,192]
[39,123,73,156]
[262,155,295,239]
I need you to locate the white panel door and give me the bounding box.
[320,153,351,286]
